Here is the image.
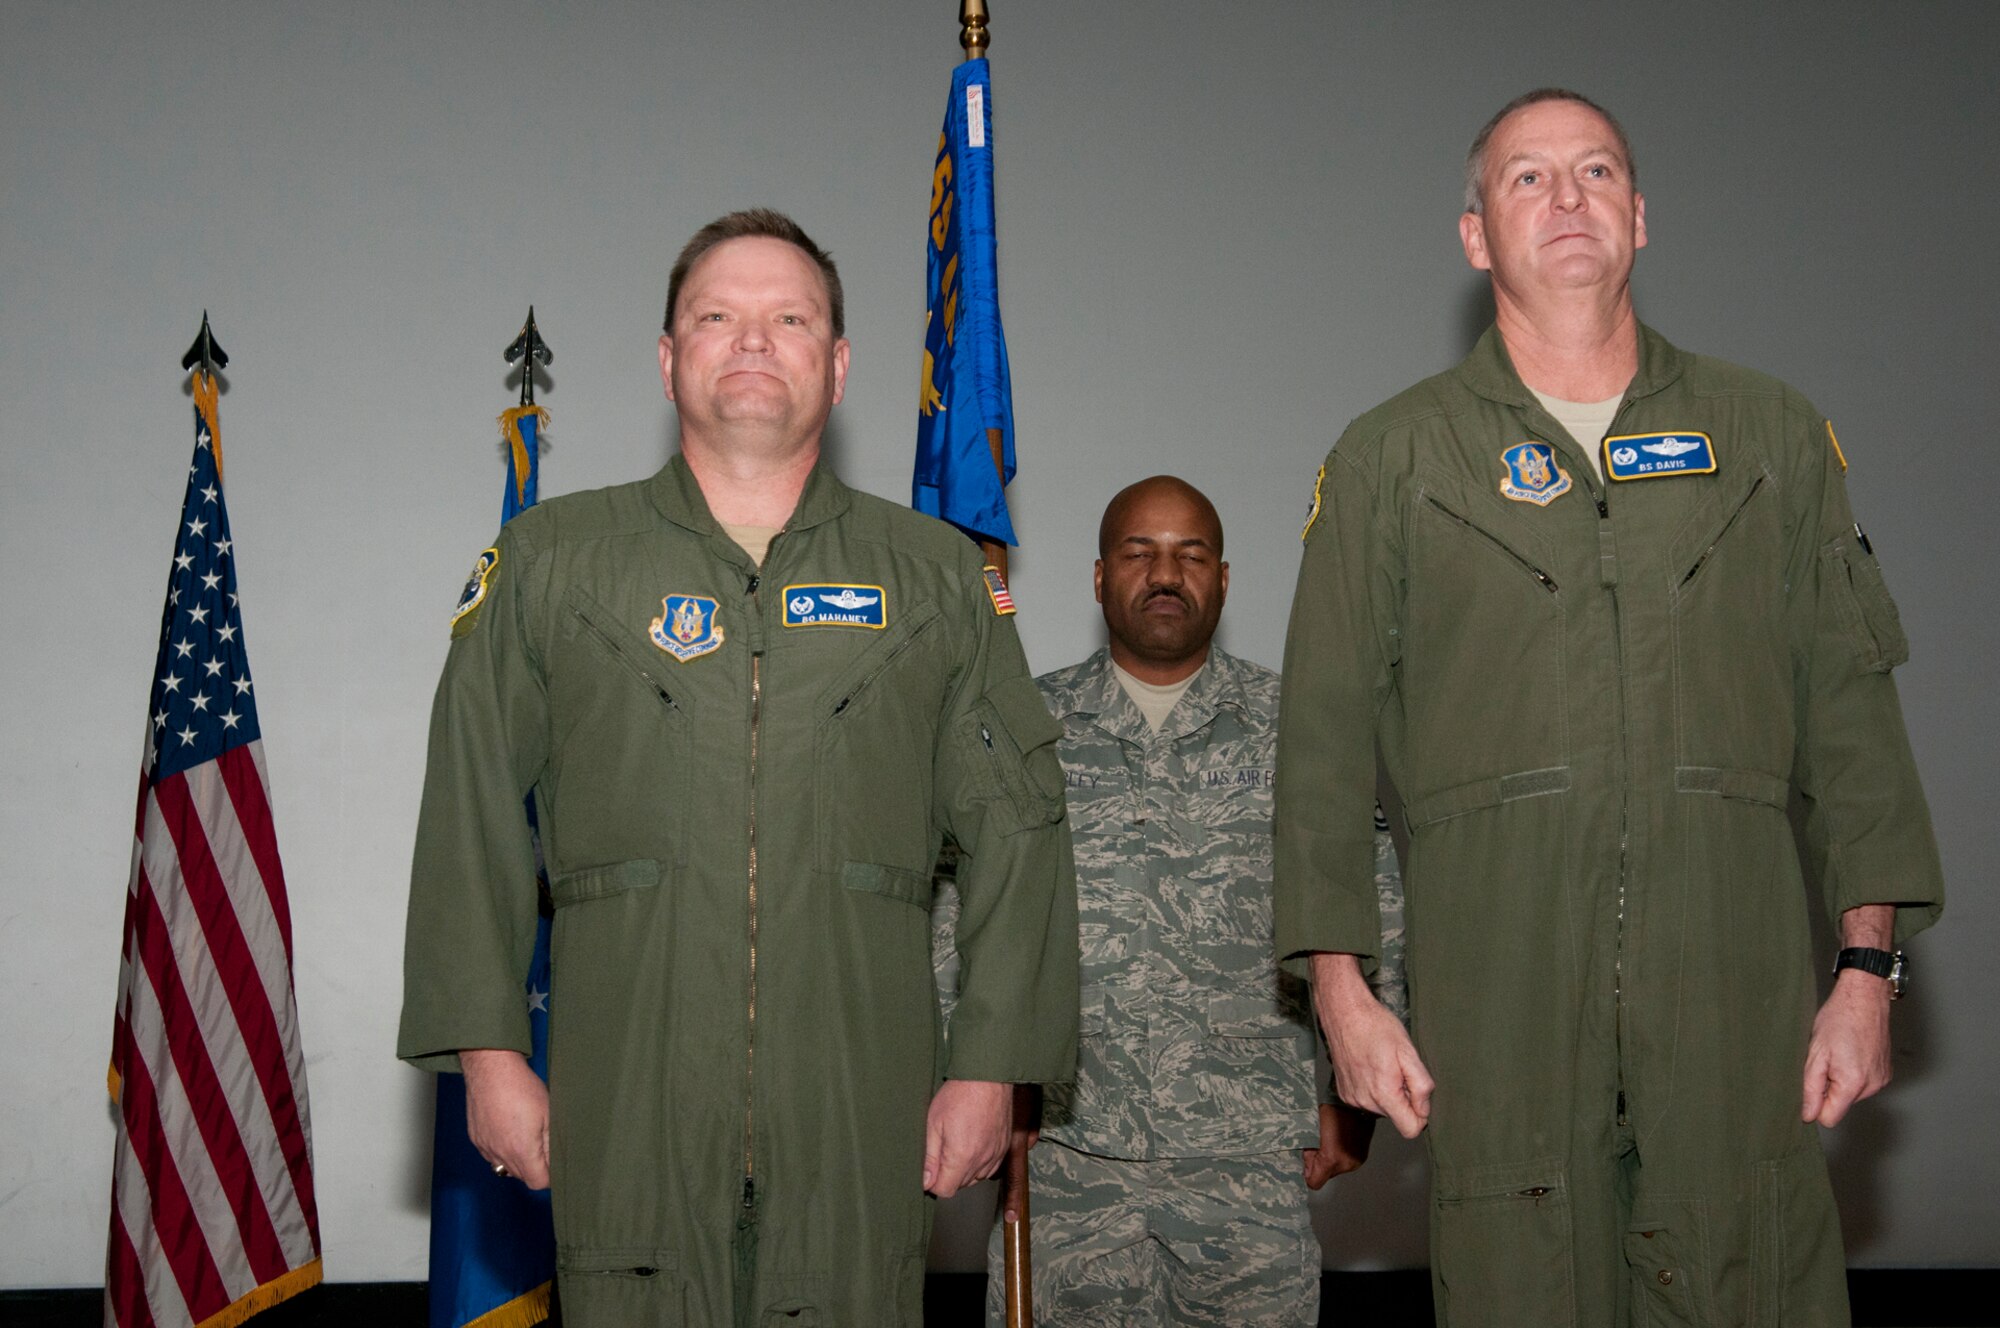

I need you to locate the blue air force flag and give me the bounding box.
[914,57,1018,548]
[427,403,556,1328]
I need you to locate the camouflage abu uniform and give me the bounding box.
[951,646,1403,1326]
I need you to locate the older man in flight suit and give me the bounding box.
[1275,92,1944,1326]
[400,209,1078,1326]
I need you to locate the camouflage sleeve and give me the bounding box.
[930,857,963,1039]
[1365,801,1408,1025]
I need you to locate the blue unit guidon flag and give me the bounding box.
[425,403,557,1328]
[106,370,323,1328]
[915,56,1018,548]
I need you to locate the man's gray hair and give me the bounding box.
[1464,88,1637,214]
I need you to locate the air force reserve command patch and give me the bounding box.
[1499,442,1573,506]
[982,565,1016,616]
[1604,431,1716,481]
[782,584,887,629]
[449,547,500,638]
[650,594,724,662]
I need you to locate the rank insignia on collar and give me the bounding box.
[1499,442,1572,506]
[650,594,724,662]
[1603,431,1716,482]
[783,583,887,628]
[982,565,1017,616]
[449,547,499,638]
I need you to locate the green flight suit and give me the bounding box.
[1274,326,1943,1328]
[399,455,1079,1327]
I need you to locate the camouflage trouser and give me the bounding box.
[985,1142,1319,1327]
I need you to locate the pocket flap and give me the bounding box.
[1405,767,1571,828]
[840,860,935,910]
[549,859,663,907]
[1675,765,1789,809]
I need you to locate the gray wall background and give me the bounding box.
[4,0,1993,1287]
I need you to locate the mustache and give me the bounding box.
[1142,588,1189,608]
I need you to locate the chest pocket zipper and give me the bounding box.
[1422,494,1559,594]
[824,606,942,721]
[1678,475,1766,590]
[570,601,683,715]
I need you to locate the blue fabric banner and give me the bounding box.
[915,57,1017,547]
[426,405,555,1328]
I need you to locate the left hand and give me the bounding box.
[925,1079,1012,1198]
[1303,1101,1377,1189]
[1800,971,1893,1127]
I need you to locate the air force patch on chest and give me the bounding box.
[1499,442,1573,506]
[1604,431,1716,481]
[650,594,725,661]
[782,584,887,628]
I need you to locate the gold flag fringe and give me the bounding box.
[192,370,223,484]
[498,405,551,507]
[193,1256,323,1328]
[463,1280,554,1328]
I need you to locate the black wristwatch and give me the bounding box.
[1834,947,1907,999]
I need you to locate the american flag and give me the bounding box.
[106,371,321,1328]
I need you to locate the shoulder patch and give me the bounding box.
[449,547,500,638]
[1301,463,1326,541]
[981,565,1016,616]
[1825,420,1847,472]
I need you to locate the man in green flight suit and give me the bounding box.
[1274,91,1944,1327]
[399,209,1079,1326]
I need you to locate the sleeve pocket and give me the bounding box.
[1824,533,1909,673]
[966,673,1066,834]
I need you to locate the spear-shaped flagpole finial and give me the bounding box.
[180,311,229,376]
[960,0,990,60]
[504,305,555,406]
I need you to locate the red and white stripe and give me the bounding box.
[107,741,319,1328]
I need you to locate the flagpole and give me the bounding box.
[961,0,1012,587]
[959,7,1033,1321]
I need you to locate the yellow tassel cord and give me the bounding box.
[193,1257,323,1328]
[463,1280,554,1328]
[192,370,224,485]
[498,405,551,507]
[108,1064,123,1102]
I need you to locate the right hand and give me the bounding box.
[1309,953,1435,1139]
[461,1048,551,1189]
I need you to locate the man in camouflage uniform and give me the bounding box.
[967,476,1405,1325]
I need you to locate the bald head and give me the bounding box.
[1094,476,1229,683]
[1097,476,1224,561]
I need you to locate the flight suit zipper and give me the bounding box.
[744,569,765,1212]
[1587,449,1631,1126]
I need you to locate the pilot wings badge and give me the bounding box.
[782,583,888,629]
[650,594,724,661]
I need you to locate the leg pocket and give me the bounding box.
[557,1247,685,1326]
[1626,1202,1715,1327]
[1433,1158,1575,1328]
[1749,1139,1848,1328]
